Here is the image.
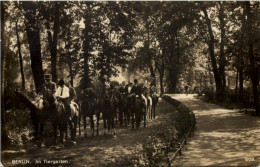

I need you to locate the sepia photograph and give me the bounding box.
[1,1,260,166]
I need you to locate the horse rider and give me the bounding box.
[42,74,56,95]
[140,83,148,107]
[127,82,133,94]
[150,83,157,97]
[119,81,128,96]
[130,79,146,105]
[55,79,71,118]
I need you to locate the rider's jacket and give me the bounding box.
[119,85,127,95]
[130,84,142,97]
[42,81,56,95]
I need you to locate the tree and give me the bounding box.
[245,1,260,116]
[200,3,226,101]
[40,2,60,83]
[22,2,44,93]
[15,18,25,90]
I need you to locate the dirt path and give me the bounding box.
[2,98,178,167]
[167,94,260,167]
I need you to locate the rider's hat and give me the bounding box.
[134,79,138,83]
[45,74,51,79]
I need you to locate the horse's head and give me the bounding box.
[12,89,39,111]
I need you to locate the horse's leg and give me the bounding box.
[112,117,116,137]
[90,115,94,136]
[34,122,39,142]
[136,109,141,129]
[150,106,153,120]
[83,115,87,138]
[59,123,65,145]
[52,121,58,145]
[73,116,77,142]
[108,118,111,135]
[78,110,81,136]
[131,110,135,130]
[118,109,122,126]
[38,122,45,147]
[153,105,156,119]
[96,113,100,136]
[144,107,146,128]
[115,109,118,125]
[127,108,130,126]
[65,122,68,140]
[68,119,74,141]
[103,118,107,136]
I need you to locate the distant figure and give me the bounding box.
[185,85,189,95]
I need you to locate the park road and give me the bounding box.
[167,94,260,167]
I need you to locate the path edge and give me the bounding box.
[162,95,196,167]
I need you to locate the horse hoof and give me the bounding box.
[113,134,116,138]
[71,141,77,146]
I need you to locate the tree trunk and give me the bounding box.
[202,6,224,101]
[146,24,156,86]
[22,2,44,94]
[238,67,244,98]
[218,3,226,97]
[235,69,238,95]
[15,21,25,89]
[1,1,11,149]
[82,3,92,89]
[159,71,164,96]
[69,62,73,87]
[238,8,246,101]
[245,2,260,116]
[46,3,59,83]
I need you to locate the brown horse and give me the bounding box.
[128,95,146,129]
[99,94,117,137]
[14,89,76,147]
[80,97,100,137]
[80,88,100,137]
[151,95,159,119]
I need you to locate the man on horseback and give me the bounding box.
[130,79,142,97]
[55,79,71,118]
[42,74,56,95]
[150,84,157,97]
[131,79,147,106]
[119,81,128,95]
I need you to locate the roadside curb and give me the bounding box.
[162,95,196,167]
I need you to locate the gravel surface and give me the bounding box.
[167,94,260,167]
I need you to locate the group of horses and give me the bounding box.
[12,87,159,148]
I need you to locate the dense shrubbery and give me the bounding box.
[4,109,33,147]
[106,95,196,166]
[202,87,255,109]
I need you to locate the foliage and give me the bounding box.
[4,109,32,146]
